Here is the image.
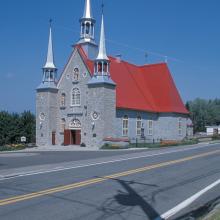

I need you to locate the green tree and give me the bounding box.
[0,111,36,146]
[19,111,36,143]
[186,98,220,133]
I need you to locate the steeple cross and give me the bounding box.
[49,18,53,27]
[101,0,104,14]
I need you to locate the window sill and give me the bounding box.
[70,105,81,107]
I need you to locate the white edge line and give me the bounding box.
[156,178,220,220]
[0,144,217,181]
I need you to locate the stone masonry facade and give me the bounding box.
[36,48,191,148]
[36,0,192,148]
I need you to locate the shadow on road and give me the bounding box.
[94,176,161,220]
[115,178,160,219]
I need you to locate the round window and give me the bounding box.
[39,112,46,121]
[91,111,100,120]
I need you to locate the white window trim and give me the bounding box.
[147,120,153,136]
[69,119,81,130]
[60,93,66,107]
[71,88,81,107]
[73,66,80,82]
[136,116,142,136]
[122,116,129,137]
[178,118,182,136]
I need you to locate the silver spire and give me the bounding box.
[44,21,56,69]
[83,0,93,19]
[96,14,109,60]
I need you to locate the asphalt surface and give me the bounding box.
[0,149,149,170]
[0,144,220,220]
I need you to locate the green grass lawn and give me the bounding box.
[202,207,220,220]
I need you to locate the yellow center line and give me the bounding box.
[0,149,219,206]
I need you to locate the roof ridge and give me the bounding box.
[140,62,167,68]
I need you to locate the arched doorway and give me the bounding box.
[64,119,81,145]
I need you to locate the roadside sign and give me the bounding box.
[21,136,26,143]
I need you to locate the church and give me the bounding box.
[36,0,192,148]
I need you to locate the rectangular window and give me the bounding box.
[71,88,81,106]
[147,120,153,135]
[136,117,142,136]
[178,118,182,136]
[61,94,66,107]
[75,93,80,105]
[122,116,129,136]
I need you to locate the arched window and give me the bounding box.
[82,23,85,35]
[60,93,66,107]
[73,67,79,82]
[122,115,129,136]
[69,119,81,129]
[91,23,94,36]
[61,118,65,132]
[86,22,90,35]
[136,116,142,136]
[104,62,108,72]
[45,70,49,80]
[71,88,80,106]
[98,62,102,73]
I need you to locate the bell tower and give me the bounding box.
[87,13,116,147]
[89,14,115,85]
[36,20,58,146]
[77,0,98,59]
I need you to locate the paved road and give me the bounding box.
[0,149,149,170]
[0,144,220,220]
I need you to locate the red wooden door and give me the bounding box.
[52,132,56,145]
[64,130,71,146]
[75,130,81,145]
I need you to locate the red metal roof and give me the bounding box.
[77,45,188,114]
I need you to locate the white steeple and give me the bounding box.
[38,20,57,89]
[83,0,93,19]
[96,14,109,61]
[44,21,56,69]
[78,0,96,45]
[88,11,115,86]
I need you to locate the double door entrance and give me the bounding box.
[64,129,81,146]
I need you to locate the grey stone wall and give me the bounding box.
[115,109,189,143]
[87,84,116,148]
[57,47,116,148]
[36,89,58,146]
[57,48,92,146]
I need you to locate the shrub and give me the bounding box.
[101,143,128,150]
[0,144,26,151]
[212,134,220,140]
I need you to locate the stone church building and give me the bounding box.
[36,0,192,148]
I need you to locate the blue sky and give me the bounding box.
[0,0,219,113]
